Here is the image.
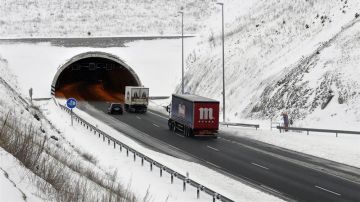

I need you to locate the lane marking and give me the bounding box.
[251,162,269,170]
[219,137,360,186]
[315,185,341,196]
[175,133,185,138]
[207,145,220,152]
[147,111,168,120]
[136,116,141,120]
[152,123,160,128]
[206,161,221,169]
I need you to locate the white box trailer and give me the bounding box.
[124,86,149,113]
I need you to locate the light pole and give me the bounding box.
[216,2,225,122]
[179,11,184,94]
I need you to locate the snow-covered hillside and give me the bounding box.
[0,0,216,37]
[182,0,360,129]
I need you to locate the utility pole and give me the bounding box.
[179,11,184,94]
[216,2,225,122]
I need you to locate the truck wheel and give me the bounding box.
[189,129,194,137]
[168,120,172,130]
[172,123,176,132]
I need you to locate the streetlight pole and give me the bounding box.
[217,2,225,122]
[179,11,184,94]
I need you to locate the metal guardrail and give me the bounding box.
[220,122,259,130]
[276,126,360,137]
[59,105,234,202]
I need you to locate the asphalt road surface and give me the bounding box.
[78,101,360,202]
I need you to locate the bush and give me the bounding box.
[0,110,143,202]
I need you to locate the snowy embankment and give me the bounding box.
[0,0,215,38]
[0,57,147,201]
[182,0,360,130]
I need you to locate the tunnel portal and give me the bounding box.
[52,52,141,102]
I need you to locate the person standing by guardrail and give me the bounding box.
[282,112,289,132]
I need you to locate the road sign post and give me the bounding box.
[66,98,77,126]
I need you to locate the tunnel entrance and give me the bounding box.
[52,52,141,102]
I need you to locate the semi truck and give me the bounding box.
[167,94,219,137]
[124,86,149,113]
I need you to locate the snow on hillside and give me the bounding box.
[182,0,360,129]
[0,0,217,38]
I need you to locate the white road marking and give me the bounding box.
[206,161,221,169]
[207,145,220,152]
[218,137,360,185]
[147,111,168,120]
[152,123,160,128]
[315,185,341,196]
[136,116,141,120]
[175,133,185,138]
[251,162,269,170]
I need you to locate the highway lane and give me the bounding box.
[79,101,360,202]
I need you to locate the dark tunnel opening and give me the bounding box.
[54,56,141,102]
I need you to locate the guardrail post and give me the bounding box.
[197,187,200,199]
[126,148,129,156]
[150,162,153,171]
[213,193,217,202]
[141,158,144,166]
[336,133,338,137]
[98,132,100,138]
[113,141,116,148]
[119,144,122,152]
[183,180,186,191]
[103,135,105,141]
[171,173,174,184]
[108,139,110,145]
[133,152,136,161]
[160,168,162,177]
[307,130,309,135]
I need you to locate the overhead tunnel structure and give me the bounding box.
[51,51,142,102]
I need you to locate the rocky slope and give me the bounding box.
[181,0,360,129]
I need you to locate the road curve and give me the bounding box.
[62,83,360,202]
[82,101,360,202]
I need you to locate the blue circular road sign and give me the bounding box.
[66,98,77,109]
